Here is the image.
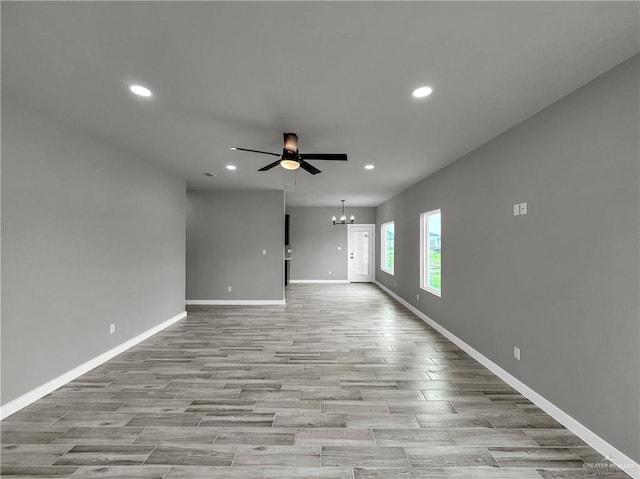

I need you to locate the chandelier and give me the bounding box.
[332,200,355,225]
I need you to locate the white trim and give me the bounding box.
[283,193,287,303]
[374,281,639,479]
[289,280,348,284]
[380,221,395,275]
[0,310,187,420]
[420,209,442,297]
[186,299,286,305]
[421,285,441,298]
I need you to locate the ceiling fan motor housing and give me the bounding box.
[282,148,299,160]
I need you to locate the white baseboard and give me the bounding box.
[374,281,639,479]
[186,300,286,305]
[289,280,349,284]
[0,310,187,420]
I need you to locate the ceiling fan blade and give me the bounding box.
[299,160,322,175]
[232,147,280,157]
[258,160,282,172]
[299,153,348,161]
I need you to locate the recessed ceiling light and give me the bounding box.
[364,164,375,170]
[128,84,153,97]
[226,165,237,171]
[412,86,433,98]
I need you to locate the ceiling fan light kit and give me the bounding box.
[332,200,355,225]
[280,159,300,170]
[231,132,347,175]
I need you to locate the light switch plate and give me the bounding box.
[514,346,521,360]
[520,202,527,215]
[513,204,520,216]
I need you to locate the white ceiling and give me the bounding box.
[3,2,638,206]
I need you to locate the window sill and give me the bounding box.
[421,286,441,297]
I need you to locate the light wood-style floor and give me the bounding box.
[1,284,630,478]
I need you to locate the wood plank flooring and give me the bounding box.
[1,284,630,478]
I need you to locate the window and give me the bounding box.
[420,209,441,296]
[381,221,395,275]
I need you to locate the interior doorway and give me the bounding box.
[347,224,375,283]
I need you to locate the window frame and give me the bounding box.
[420,209,441,297]
[380,221,395,275]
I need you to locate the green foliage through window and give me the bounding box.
[381,222,395,274]
[421,210,441,295]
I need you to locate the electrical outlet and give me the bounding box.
[337,246,342,251]
[110,323,116,334]
[227,286,232,292]
[416,293,420,301]
[262,249,267,255]
[520,202,527,215]
[328,270,332,275]
[513,204,520,216]
[513,346,521,361]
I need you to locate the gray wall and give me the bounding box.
[376,56,639,461]
[1,100,187,405]
[286,207,376,281]
[187,190,285,301]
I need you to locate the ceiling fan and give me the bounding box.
[231,132,347,175]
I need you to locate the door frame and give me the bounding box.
[347,224,375,283]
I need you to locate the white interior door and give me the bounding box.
[348,224,375,283]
